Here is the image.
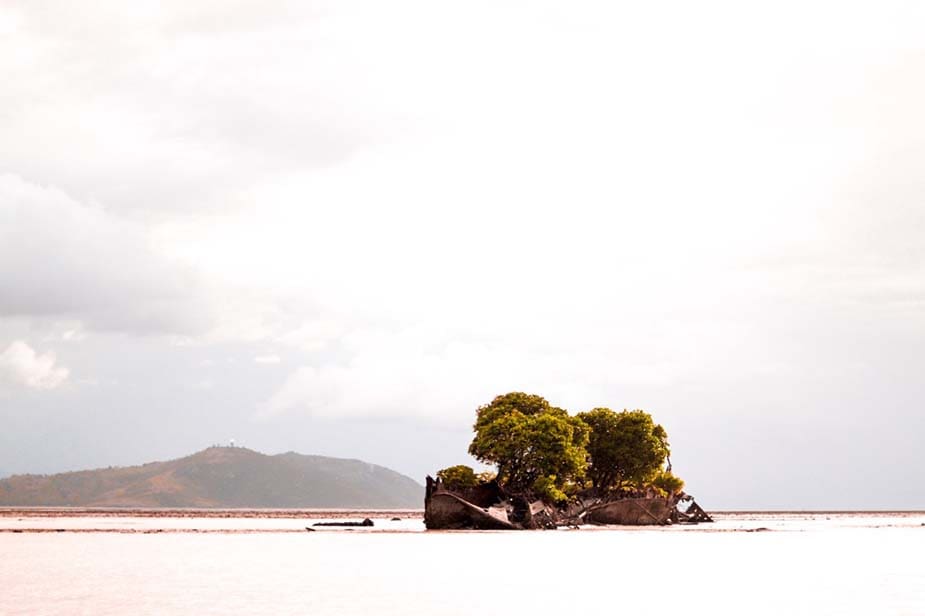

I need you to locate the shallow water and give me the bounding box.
[3,512,924,615]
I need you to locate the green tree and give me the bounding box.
[577,408,671,493]
[532,475,568,504]
[436,465,479,491]
[468,392,589,494]
[476,470,497,483]
[651,470,685,496]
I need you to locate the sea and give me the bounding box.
[2,510,923,615]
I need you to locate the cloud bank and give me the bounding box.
[0,341,69,390]
[0,173,213,336]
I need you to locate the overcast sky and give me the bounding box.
[1,1,924,509]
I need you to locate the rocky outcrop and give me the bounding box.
[312,518,374,527]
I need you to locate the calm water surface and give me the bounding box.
[3,512,924,615]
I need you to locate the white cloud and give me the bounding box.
[0,1,399,217]
[5,0,925,351]
[0,173,214,336]
[60,329,86,342]
[0,341,69,390]
[260,324,686,421]
[254,355,281,364]
[275,320,346,353]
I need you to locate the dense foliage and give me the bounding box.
[651,470,685,496]
[577,408,671,493]
[468,392,589,494]
[466,392,681,503]
[436,465,479,491]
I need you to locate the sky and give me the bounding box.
[1,0,924,509]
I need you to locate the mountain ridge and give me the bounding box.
[0,447,423,508]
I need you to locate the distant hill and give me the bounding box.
[0,447,423,508]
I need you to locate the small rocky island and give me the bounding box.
[425,392,712,530]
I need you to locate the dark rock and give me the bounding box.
[312,518,374,527]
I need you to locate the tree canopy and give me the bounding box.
[465,392,680,502]
[468,392,589,494]
[651,470,685,496]
[436,465,479,491]
[577,408,671,493]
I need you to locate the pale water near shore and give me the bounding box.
[3,512,923,615]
